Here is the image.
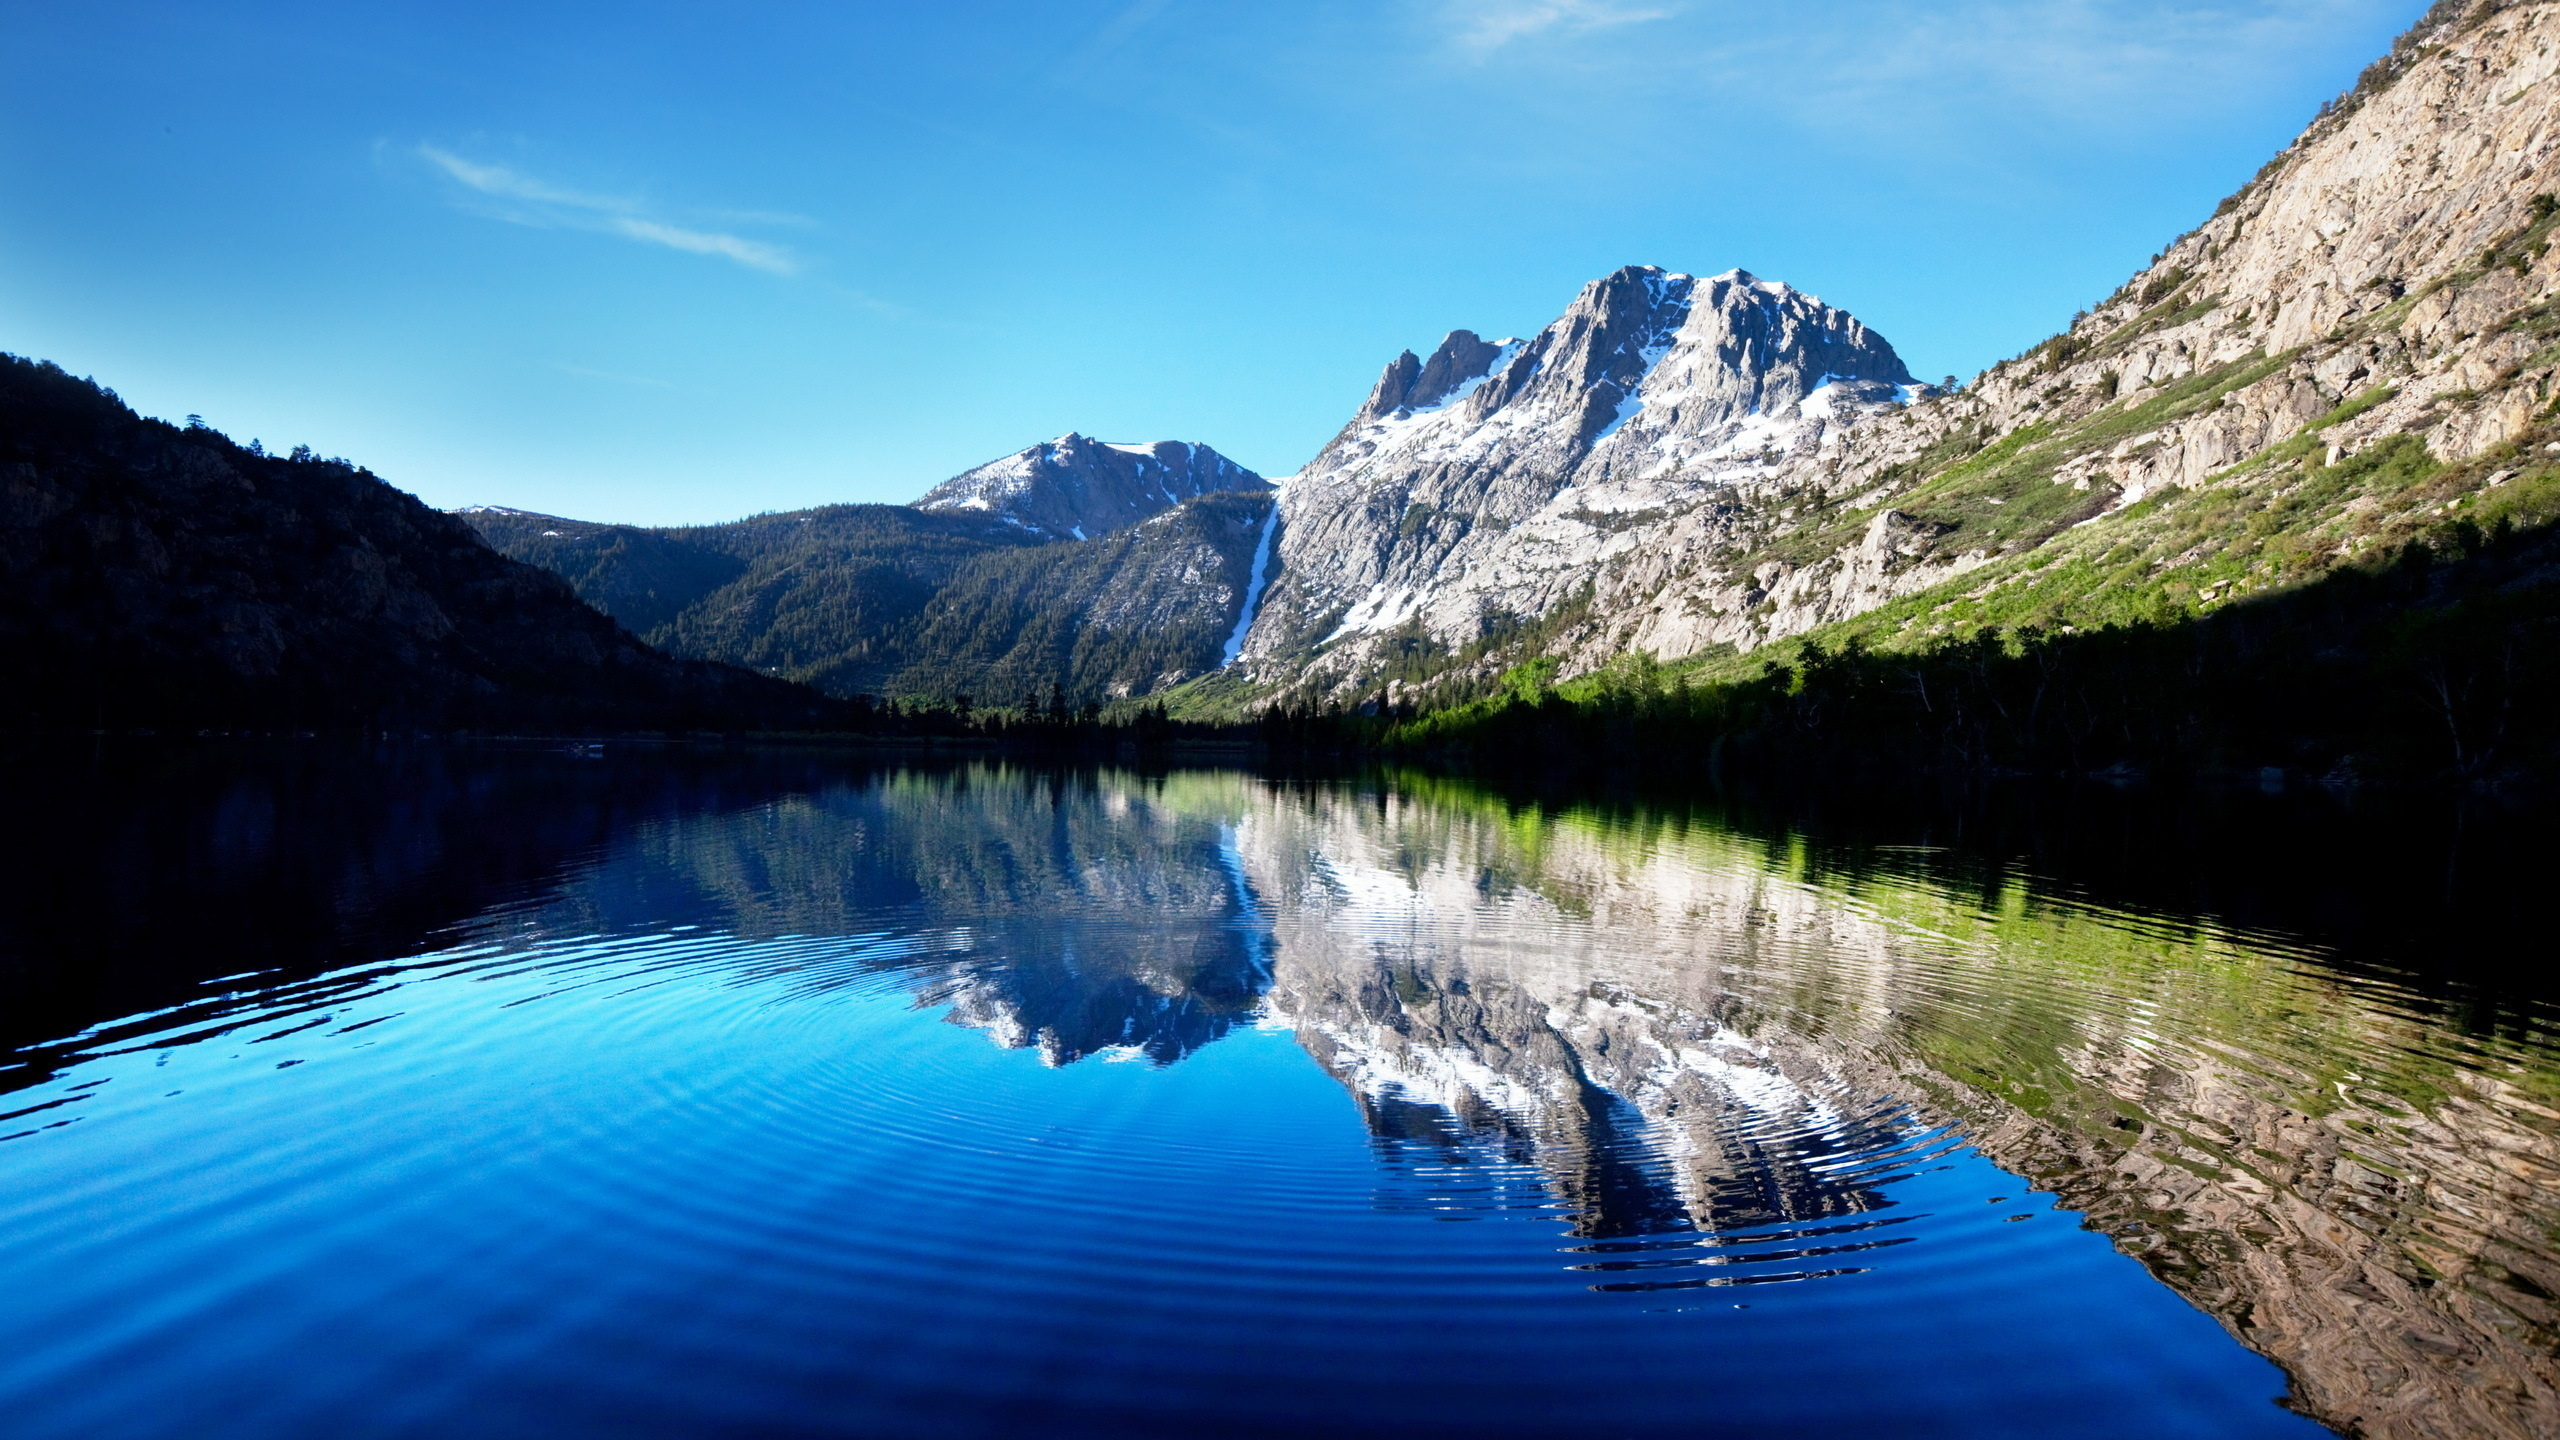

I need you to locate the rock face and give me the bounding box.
[913,433,1268,541]
[0,356,843,732]
[1235,267,1918,689]
[1199,1,2560,707]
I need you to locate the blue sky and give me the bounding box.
[0,1,2423,524]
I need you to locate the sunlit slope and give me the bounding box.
[1172,2,2560,719]
[1664,0,2560,677]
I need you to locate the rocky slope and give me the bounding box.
[0,356,844,732]
[1178,0,2560,713]
[912,433,1267,541]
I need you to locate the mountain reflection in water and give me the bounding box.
[0,746,2550,1439]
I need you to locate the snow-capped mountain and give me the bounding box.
[912,433,1268,541]
[1233,266,1919,687]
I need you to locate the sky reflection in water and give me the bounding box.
[0,747,2548,1438]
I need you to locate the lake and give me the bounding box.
[0,743,2551,1438]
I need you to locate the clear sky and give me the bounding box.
[0,1,2424,524]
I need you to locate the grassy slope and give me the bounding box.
[1677,390,2560,694]
[1683,141,2560,688]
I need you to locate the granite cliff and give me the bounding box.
[1229,267,1920,694]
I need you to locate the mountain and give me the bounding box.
[867,489,1274,705]
[465,502,1045,681]
[465,435,1272,706]
[455,507,751,636]
[1172,0,2560,719]
[465,0,2560,754]
[1226,267,1920,694]
[0,355,845,732]
[911,433,1267,540]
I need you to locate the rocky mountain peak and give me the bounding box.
[1232,261,1920,676]
[912,434,1268,541]
[1301,264,1913,497]
[1357,330,1519,423]
[1669,268,1913,420]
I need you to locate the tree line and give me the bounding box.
[1254,513,2560,792]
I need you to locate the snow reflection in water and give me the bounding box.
[0,755,2546,1438]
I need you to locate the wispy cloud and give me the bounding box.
[1412,1,2410,151]
[1444,0,1676,56]
[1695,0,2413,142]
[604,217,795,272]
[417,146,801,275]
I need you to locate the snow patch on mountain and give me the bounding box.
[913,433,1269,541]
[1220,504,1281,667]
[1592,334,1681,443]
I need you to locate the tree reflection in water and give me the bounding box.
[2,748,2552,1439]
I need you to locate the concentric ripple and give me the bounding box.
[0,764,2453,1438]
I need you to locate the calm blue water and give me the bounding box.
[0,749,2547,1438]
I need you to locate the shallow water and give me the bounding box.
[0,746,2551,1438]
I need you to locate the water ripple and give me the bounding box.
[0,764,2468,1437]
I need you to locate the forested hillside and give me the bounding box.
[467,488,1274,708]
[467,503,1045,679]
[870,490,1272,706]
[0,356,847,732]
[457,510,749,637]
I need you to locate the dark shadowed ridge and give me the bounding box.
[0,355,850,732]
